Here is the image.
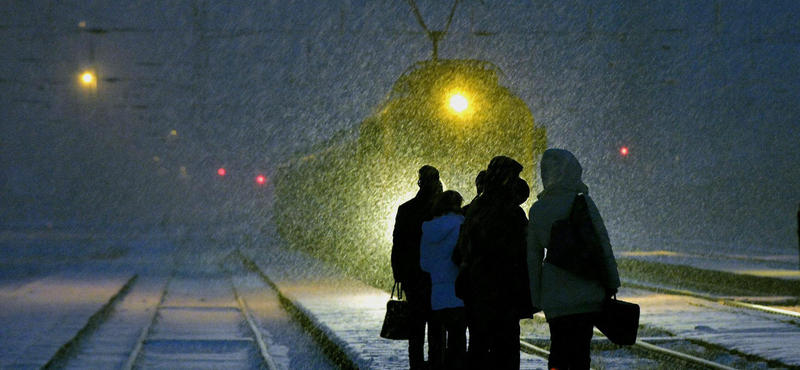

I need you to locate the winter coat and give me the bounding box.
[463,192,533,326]
[461,156,535,328]
[420,213,466,310]
[527,149,620,320]
[392,189,438,286]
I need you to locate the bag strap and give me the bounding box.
[391,281,404,300]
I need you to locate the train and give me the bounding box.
[274,59,548,287]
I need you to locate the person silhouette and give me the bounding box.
[420,190,467,370]
[460,156,534,369]
[391,165,445,369]
[526,149,620,370]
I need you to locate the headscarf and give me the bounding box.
[538,148,589,199]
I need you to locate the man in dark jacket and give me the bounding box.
[461,156,534,369]
[392,165,445,369]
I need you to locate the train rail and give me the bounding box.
[237,244,795,370]
[622,278,800,321]
[519,313,739,370]
[122,270,278,370]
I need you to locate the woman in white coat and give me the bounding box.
[526,149,620,370]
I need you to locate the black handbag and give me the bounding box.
[545,193,605,281]
[595,295,640,345]
[380,282,411,340]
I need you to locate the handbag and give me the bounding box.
[545,193,605,281]
[380,281,411,340]
[594,295,640,345]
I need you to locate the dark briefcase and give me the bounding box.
[380,282,411,340]
[595,296,640,346]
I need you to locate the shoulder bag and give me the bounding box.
[545,193,605,281]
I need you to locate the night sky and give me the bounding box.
[1,1,798,254]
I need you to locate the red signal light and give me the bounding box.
[217,168,226,176]
[620,147,629,156]
[255,175,267,185]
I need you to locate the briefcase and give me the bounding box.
[594,296,640,345]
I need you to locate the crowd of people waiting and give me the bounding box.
[391,149,621,370]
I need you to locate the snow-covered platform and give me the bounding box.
[0,272,135,369]
[240,243,550,370]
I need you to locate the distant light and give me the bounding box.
[449,93,468,113]
[255,175,267,185]
[217,168,226,176]
[79,21,87,28]
[170,130,177,136]
[81,72,94,84]
[153,156,160,162]
[620,147,629,156]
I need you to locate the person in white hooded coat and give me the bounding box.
[527,148,620,370]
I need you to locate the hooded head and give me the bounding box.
[484,156,523,195]
[538,148,589,199]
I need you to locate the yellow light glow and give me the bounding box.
[81,72,94,84]
[449,93,468,112]
[170,130,177,136]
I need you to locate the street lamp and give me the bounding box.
[79,70,97,89]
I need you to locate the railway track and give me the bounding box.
[622,279,800,322]
[519,282,800,370]
[519,314,740,370]
[122,269,279,370]
[38,241,795,369]
[234,246,798,369]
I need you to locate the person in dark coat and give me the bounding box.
[527,149,621,370]
[460,156,534,370]
[420,190,467,370]
[392,165,445,369]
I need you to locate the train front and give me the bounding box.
[276,59,547,287]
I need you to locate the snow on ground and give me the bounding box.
[47,234,339,370]
[0,272,133,369]
[0,230,171,369]
[2,228,798,369]
[63,276,165,370]
[622,287,800,366]
[617,250,800,281]
[241,238,551,369]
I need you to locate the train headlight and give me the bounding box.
[449,93,469,113]
[81,72,94,84]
